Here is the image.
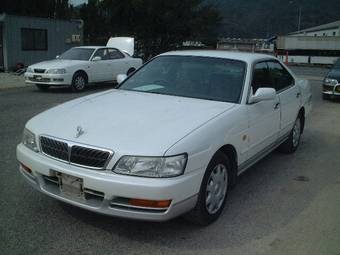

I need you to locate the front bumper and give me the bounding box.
[322,83,340,96]
[24,72,72,86]
[16,144,202,221]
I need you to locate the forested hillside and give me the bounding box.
[212,0,340,38]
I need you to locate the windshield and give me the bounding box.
[119,56,246,103]
[59,48,95,61]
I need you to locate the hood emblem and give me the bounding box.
[75,126,85,138]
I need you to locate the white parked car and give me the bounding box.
[24,37,143,91]
[17,51,312,225]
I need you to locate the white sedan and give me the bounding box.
[17,51,312,225]
[24,37,143,91]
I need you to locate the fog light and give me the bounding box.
[20,163,32,174]
[128,198,172,208]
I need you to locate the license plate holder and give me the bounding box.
[57,172,84,199]
[33,75,42,80]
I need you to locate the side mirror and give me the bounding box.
[92,56,102,62]
[117,74,127,84]
[56,55,60,59]
[249,87,276,104]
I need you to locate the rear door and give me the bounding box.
[106,48,129,79]
[267,61,301,136]
[246,61,281,159]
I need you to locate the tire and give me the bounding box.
[127,68,136,76]
[279,115,302,154]
[71,72,87,92]
[186,151,231,225]
[322,94,330,100]
[35,84,50,91]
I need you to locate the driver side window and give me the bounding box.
[92,49,106,60]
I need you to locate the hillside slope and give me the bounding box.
[211,0,340,38]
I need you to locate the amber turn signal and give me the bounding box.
[128,198,172,208]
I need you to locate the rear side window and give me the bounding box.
[107,49,125,59]
[267,61,294,91]
[252,62,273,93]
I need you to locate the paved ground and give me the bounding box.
[1,67,340,255]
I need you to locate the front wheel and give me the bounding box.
[279,115,302,154]
[322,94,330,100]
[186,151,230,225]
[71,72,87,92]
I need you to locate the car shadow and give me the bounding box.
[56,127,339,251]
[32,82,116,94]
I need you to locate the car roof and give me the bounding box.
[160,50,276,64]
[74,46,103,49]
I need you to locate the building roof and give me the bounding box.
[161,50,275,63]
[289,20,340,35]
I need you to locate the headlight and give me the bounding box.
[22,128,39,152]
[46,68,66,74]
[26,67,33,73]
[113,154,187,178]
[324,78,338,86]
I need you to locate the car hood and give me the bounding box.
[29,59,86,70]
[26,90,235,155]
[327,69,340,81]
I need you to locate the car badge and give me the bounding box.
[75,126,85,138]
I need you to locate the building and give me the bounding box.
[217,38,275,54]
[277,20,340,65]
[0,14,83,71]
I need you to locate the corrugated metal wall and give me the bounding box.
[3,15,83,70]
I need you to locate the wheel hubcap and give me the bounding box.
[75,76,85,90]
[205,164,228,214]
[292,118,301,147]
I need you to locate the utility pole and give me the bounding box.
[298,3,302,31]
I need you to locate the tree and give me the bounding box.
[99,0,221,59]
[0,0,73,19]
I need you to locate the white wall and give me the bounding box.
[277,55,338,65]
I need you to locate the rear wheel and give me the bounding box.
[35,84,50,91]
[71,72,87,92]
[186,151,230,225]
[279,115,302,154]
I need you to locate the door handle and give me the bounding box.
[296,92,301,98]
[274,102,280,109]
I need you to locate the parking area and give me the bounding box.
[0,66,340,255]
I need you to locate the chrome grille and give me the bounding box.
[70,145,110,168]
[40,136,113,169]
[34,69,46,73]
[40,136,68,161]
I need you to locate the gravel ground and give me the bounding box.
[0,72,28,89]
[0,66,339,255]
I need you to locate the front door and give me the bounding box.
[90,48,111,82]
[0,23,4,70]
